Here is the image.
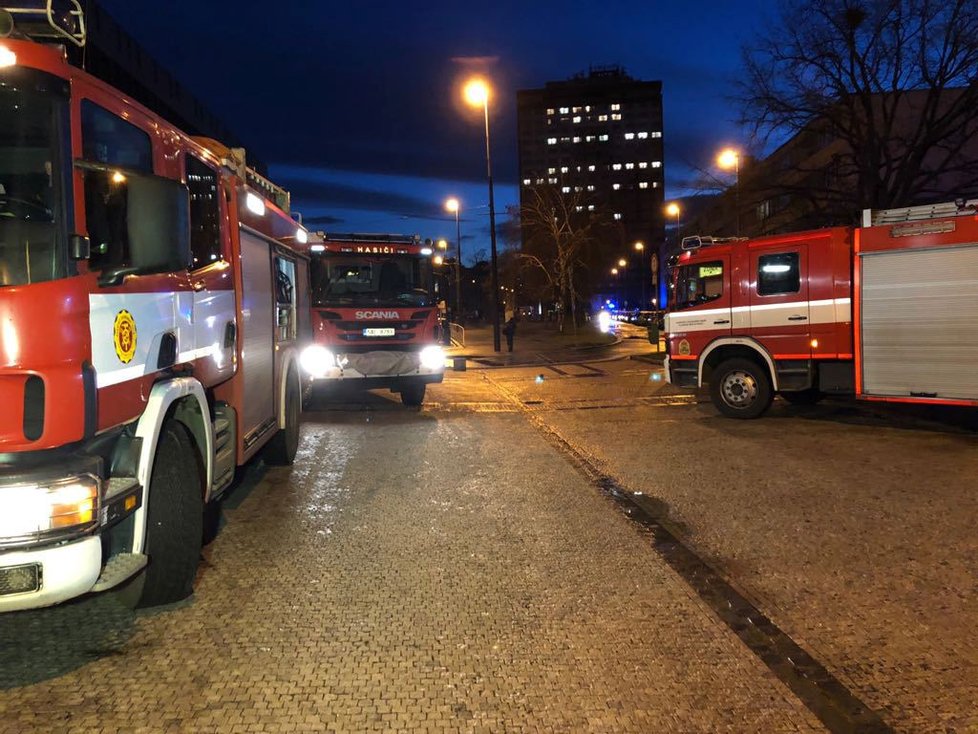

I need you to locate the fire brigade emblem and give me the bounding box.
[113,310,137,364]
[678,339,691,356]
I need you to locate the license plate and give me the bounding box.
[363,328,395,337]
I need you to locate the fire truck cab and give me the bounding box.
[0,8,309,611]
[665,200,978,418]
[299,233,445,406]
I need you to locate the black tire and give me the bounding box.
[400,382,426,407]
[709,358,773,419]
[781,387,823,406]
[265,368,301,466]
[137,419,204,608]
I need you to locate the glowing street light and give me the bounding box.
[611,267,619,275]
[634,241,648,307]
[445,197,462,321]
[618,258,627,268]
[716,148,741,235]
[462,76,501,351]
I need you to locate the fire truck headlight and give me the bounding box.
[1,475,100,539]
[597,310,612,333]
[300,345,335,378]
[419,345,446,371]
[0,46,16,68]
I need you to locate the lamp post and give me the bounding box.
[717,148,740,236]
[617,258,628,309]
[463,77,501,352]
[611,267,621,308]
[634,241,646,308]
[445,197,461,322]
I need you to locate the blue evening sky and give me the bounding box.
[99,0,780,262]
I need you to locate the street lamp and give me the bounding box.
[717,148,740,235]
[445,197,461,322]
[634,241,646,308]
[463,77,501,351]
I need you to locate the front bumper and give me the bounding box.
[0,536,102,611]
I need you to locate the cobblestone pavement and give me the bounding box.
[493,359,978,733]
[0,369,825,733]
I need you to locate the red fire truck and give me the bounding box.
[665,199,978,418]
[0,9,309,610]
[299,233,445,406]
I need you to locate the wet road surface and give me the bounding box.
[1,343,975,732]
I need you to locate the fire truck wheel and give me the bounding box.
[710,358,773,419]
[781,388,823,405]
[136,419,204,608]
[265,369,301,466]
[400,382,426,407]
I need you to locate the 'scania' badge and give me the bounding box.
[113,309,137,363]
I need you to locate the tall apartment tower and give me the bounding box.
[517,67,665,308]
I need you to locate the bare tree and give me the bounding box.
[517,186,610,334]
[741,0,978,219]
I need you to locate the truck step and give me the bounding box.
[91,553,148,592]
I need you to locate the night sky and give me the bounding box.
[98,0,779,261]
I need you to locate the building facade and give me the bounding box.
[517,67,665,309]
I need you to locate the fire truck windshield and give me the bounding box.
[672,260,724,310]
[0,67,70,287]
[310,253,433,307]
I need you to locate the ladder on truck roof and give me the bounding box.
[1,1,86,47]
[321,233,421,245]
[863,199,978,227]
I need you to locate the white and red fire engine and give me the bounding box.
[0,6,309,610]
[665,199,978,418]
[299,233,445,406]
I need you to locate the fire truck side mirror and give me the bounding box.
[125,173,191,274]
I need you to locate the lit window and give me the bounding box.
[546,108,555,116]
[651,161,662,168]
[588,165,596,172]
[587,204,595,211]
[611,113,622,121]
[625,163,635,169]
[612,163,622,171]
[547,137,557,145]
[560,166,569,173]
[548,167,556,174]
[638,162,648,169]
[584,105,591,112]
[575,205,584,212]
[574,185,583,192]
[598,114,608,122]
[560,136,570,143]
[559,106,569,114]
[586,135,595,142]
[624,133,635,140]
[572,106,581,113]
[611,103,620,111]
[576,166,582,172]
[614,212,623,220]
[612,183,621,190]
[572,136,581,143]
[572,116,581,123]
[599,134,609,141]
[535,178,545,185]
[651,131,662,138]
[548,177,558,184]
[637,132,649,139]
[561,186,571,193]
[652,182,659,188]
[587,184,595,191]
[522,178,531,185]
[639,181,649,189]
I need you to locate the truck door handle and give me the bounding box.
[788,315,808,321]
[713,319,730,325]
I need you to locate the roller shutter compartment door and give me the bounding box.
[860,244,978,399]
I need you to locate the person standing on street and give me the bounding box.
[503,315,517,352]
